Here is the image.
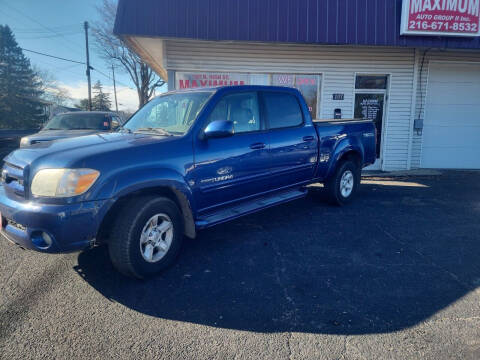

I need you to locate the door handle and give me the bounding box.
[250,142,266,150]
[303,136,315,142]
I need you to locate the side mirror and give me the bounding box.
[111,120,120,130]
[203,120,234,139]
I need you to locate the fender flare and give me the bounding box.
[325,138,364,179]
[92,167,197,239]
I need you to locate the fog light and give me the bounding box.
[42,232,53,247]
[31,231,53,249]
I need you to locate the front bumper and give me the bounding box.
[0,185,110,253]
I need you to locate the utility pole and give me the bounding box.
[84,21,92,111]
[112,64,119,112]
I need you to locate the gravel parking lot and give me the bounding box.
[1,171,479,360]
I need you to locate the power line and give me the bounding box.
[2,3,84,56]
[31,57,87,82]
[20,47,134,89]
[17,32,82,40]
[13,25,82,33]
[21,48,86,65]
[56,63,85,72]
[90,67,134,89]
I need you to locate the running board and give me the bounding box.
[195,188,307,229]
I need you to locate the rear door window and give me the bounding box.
[262,92,303,129]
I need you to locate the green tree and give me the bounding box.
[0,25,44,129]
[74,99,90,111]
[91,80,111,111]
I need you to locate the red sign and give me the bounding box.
[401,0,480,36]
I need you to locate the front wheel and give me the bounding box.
[108,196,184,279]
[324,160,360,206]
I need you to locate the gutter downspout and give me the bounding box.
[407,48,420,170]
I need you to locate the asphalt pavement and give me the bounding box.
[1,171,480,359]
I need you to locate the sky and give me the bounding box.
[0,0,164,112]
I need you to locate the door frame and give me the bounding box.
[352,72,391,171]
[192,89,274,212]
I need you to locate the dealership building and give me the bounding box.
[114,0,480,170]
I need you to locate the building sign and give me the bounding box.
[332,93,345,100]
[176,72,249,89]
[401,0,480,36]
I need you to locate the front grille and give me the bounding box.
[2,162,26,198]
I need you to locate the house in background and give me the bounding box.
[114,0,480,171]
[47,105,81,120]
[35,100,81,127]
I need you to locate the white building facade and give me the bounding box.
[115,0,480,170]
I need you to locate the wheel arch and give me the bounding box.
[339,150,362,169]
[96,185,196,245]
[326,141,364,180]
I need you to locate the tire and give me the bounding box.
[324,160,360,206]
[108,196,184,279]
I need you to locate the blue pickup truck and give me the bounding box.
[0,86,376,278]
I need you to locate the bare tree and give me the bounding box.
[34,67,72,107]
[92,0,165,108]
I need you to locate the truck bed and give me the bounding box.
[313,118,377,170]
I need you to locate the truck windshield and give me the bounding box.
[124,92,213,135]
[44,113,111,130]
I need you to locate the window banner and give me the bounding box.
[401,0,480,36]
[176,72,249,89]
[175,71,320,119]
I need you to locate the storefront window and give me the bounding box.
[175,71,321,120]
[295,75,319,119]
[272,74,320,119]
[355,75,388,90]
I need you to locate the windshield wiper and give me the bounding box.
[134,127,174,136]
[117,127,132,133]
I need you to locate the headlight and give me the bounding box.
[20,137,30,147]
[31,168,100,197]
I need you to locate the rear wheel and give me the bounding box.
[108,196,184,279]
[325,160,360,206]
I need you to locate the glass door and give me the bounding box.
[354,75,388,170]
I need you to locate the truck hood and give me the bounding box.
[21,129,105,146]
[4,132,174,170]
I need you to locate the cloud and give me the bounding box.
[58,81,139,111]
